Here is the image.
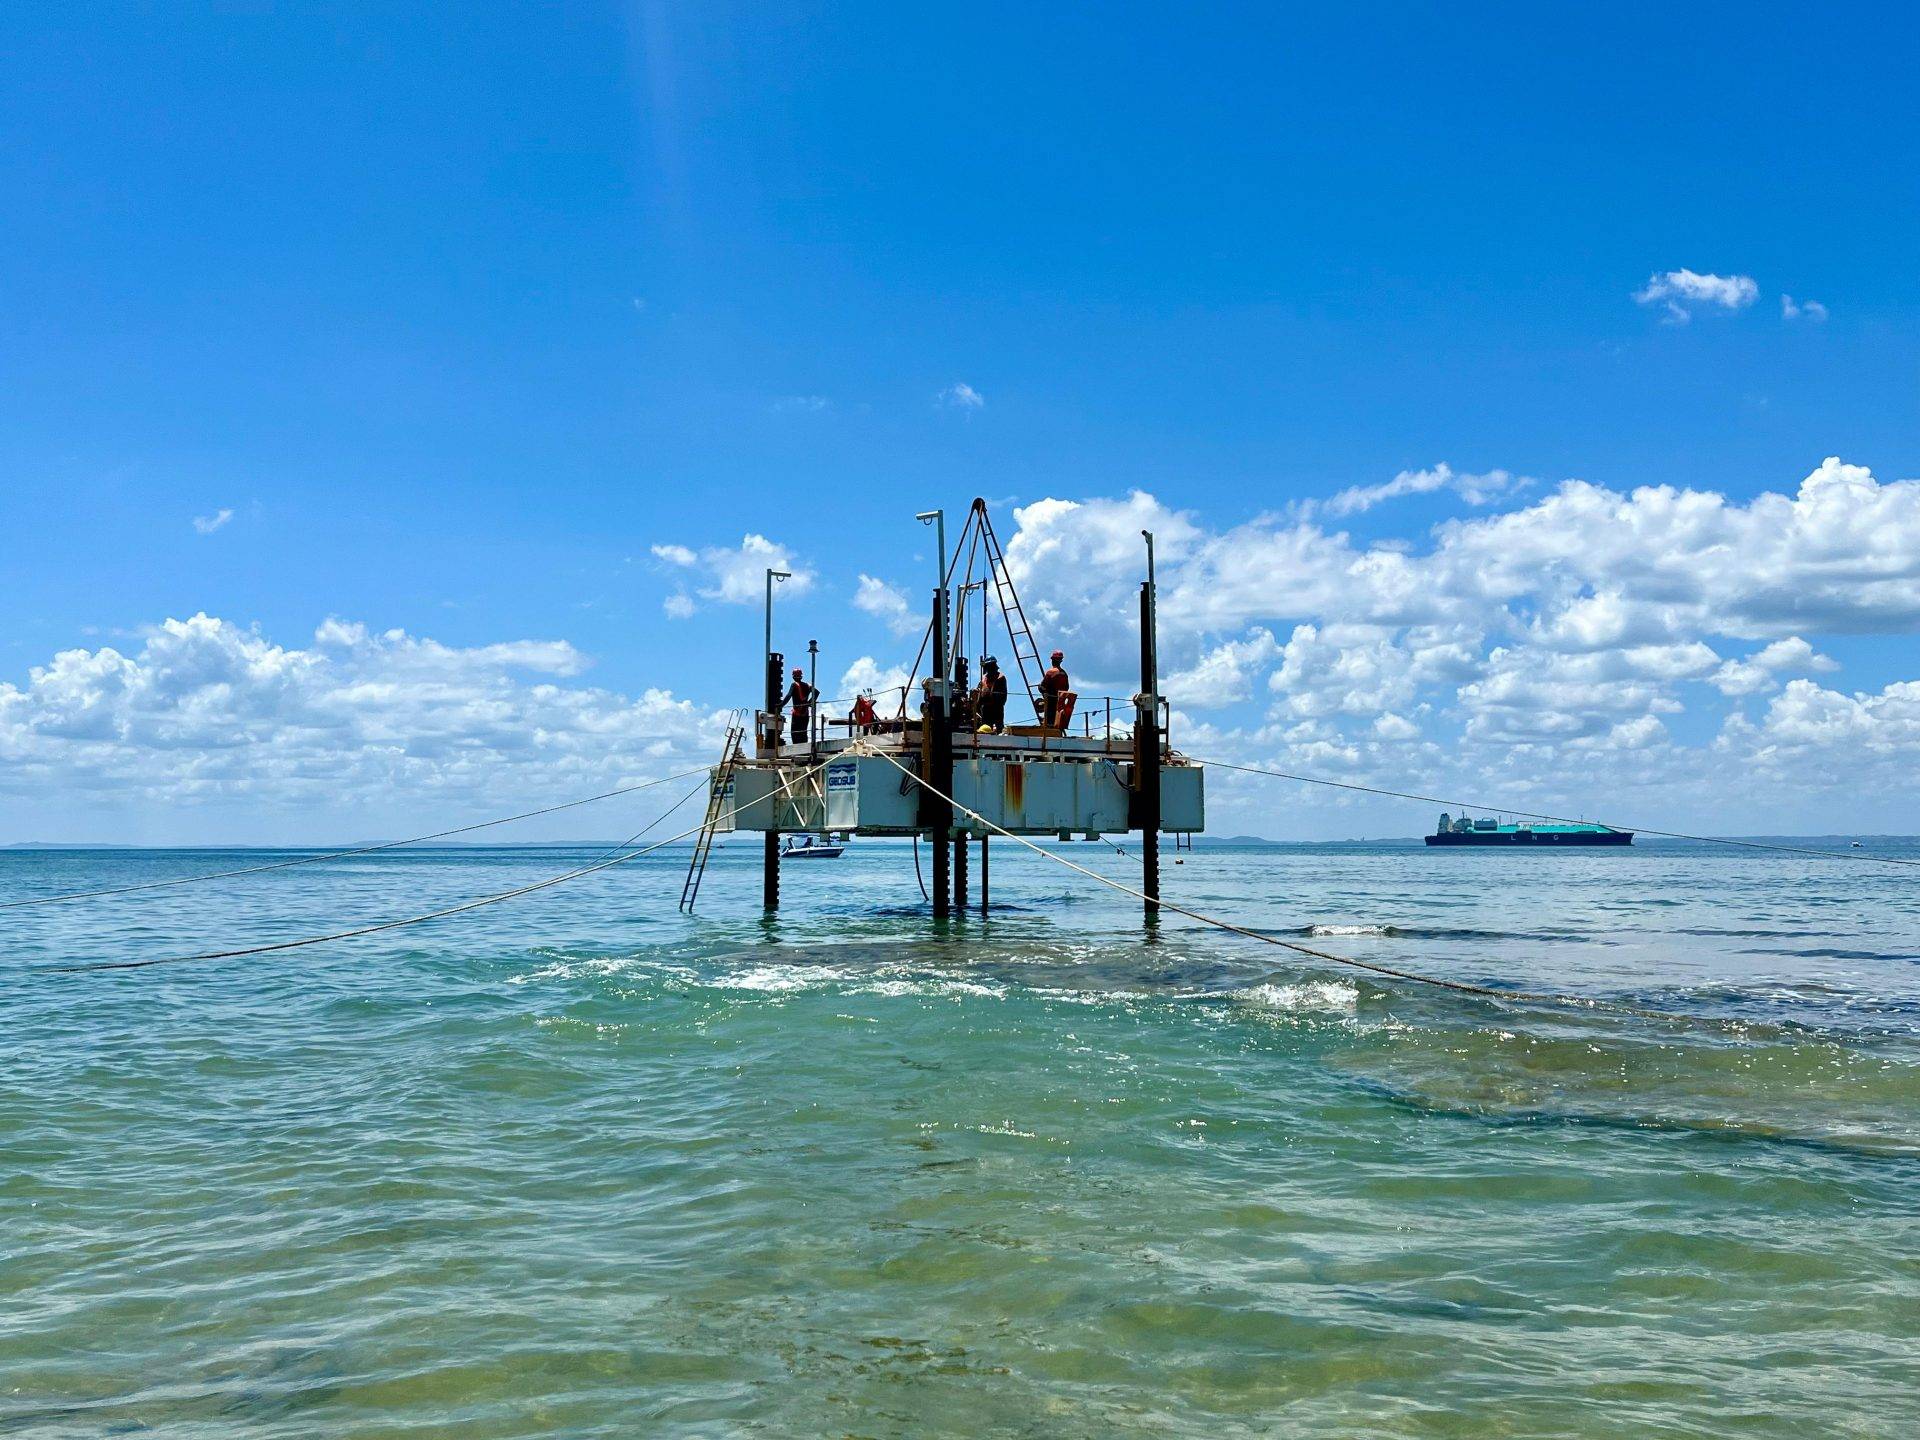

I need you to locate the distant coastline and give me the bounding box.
[6,834,1913,851]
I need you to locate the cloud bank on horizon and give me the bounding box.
[0,616,723,840]
[6,457,1919,842]
[977,459,1919,820]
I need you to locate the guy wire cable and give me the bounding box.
[1193,756,1920,869]
[582,774,711,864]
[45,757,837,975]
[3,765,712,910]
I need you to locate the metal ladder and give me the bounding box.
[678,718,745,913]
[972,498,1047,721]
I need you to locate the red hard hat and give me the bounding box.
[1050,649,1064,660]
[792,667,803,677]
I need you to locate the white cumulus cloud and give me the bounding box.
[1162,630,1282,707]
[869,458,1920,827]
[837,656,912,708]
[192,508,234,534]
[23,453,1920,842]
[1634,268,1758,323]
[1372,712,1420,742]
[646,533,813,614]
[852,574,921,637]
[938,382,985,411]
[0,614,728,842]
[1321,463,1525,517]
[1710,636,1839,696]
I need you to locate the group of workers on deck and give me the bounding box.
[774,649,1074,744]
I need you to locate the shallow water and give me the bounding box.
[4,838,1919,1436]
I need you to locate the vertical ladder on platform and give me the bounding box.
[679,719,745,913]
[973,499,1047,721]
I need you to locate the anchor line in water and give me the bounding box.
[1193,756,1920,869]
[44,758,836,975]
[46,777,703,973]
[853,743,1671,1018]
[3,765,715,911]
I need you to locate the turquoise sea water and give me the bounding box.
[5,837,1919,1437]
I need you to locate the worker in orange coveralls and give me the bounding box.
[784,668,818,744]
[971,656,1009,733]
[1040,649,1070,728]
[847,692,878,733]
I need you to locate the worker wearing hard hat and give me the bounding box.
[784,667,819,744]
[972,655,1008,733]
[1040,649,1070,728]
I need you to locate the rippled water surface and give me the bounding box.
[5,838,1919,1437]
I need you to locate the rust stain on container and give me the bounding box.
[1003,762,1025,819]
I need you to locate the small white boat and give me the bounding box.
[781,834,846,860]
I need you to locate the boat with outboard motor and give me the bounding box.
[780,833,846,860]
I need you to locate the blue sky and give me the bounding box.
[3,3,1918,842]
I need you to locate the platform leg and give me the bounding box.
[924,586,954,921]
[763,648,783,912]
[1138,581,1161,923]
[930,825,949,919]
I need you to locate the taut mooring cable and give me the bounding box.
[3,766,711,910]
[45,757,836,975]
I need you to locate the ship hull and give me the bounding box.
[1425,830,1632,847]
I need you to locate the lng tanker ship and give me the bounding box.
[1425,812,1632,847]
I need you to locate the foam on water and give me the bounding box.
[1233,978,1362,1014]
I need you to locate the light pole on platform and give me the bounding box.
[763,567,791,683]
[915,509,948,696]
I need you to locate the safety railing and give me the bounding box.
[1075,694,1172,756]
[757,687,917,751]
[761,688,1171,756]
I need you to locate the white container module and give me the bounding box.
[821,754,922,833]
[1157,763,1205,835]
[727,764,828,833]
[951,756,1131,836]
[731,745,1203,840]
